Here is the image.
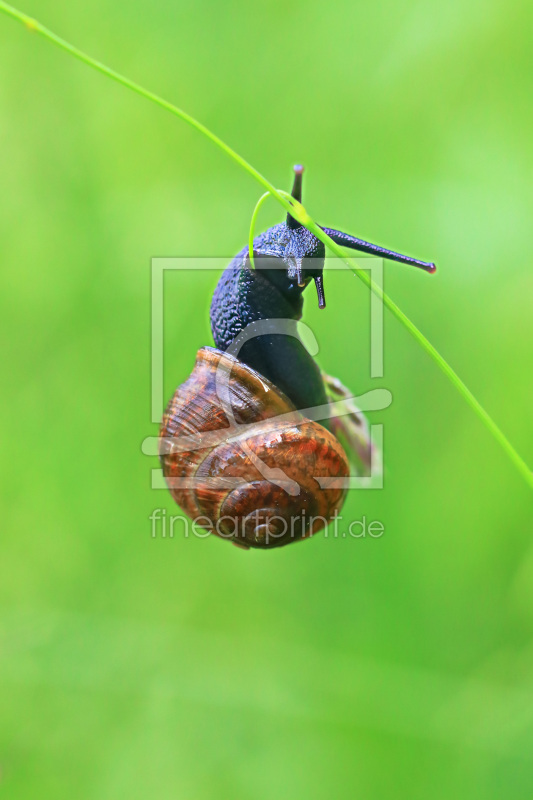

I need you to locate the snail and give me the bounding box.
[160,166,435,549]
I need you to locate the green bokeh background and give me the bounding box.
[1,0,532,797]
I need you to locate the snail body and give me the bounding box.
[160,166,435,549]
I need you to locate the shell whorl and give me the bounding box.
[160,347,349,549]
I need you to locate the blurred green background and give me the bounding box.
[1,0,532,797]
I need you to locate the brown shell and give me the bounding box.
[160,347,349,549]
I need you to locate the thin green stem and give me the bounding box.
[248,192,271,268]
[1,1,532,490]
[0,1,295,218]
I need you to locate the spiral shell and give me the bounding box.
[160,347,349,549]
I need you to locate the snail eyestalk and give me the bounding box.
[314,275,326,309]
[287,164,305,230]
[321,227,436,273]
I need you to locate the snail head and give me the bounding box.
[251,164,436,312]
[283,164,437,309]
[284,165,326,307]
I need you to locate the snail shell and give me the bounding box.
[160,347,349,549]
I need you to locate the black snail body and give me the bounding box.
[209,221,328,413]
[160,166,435,549]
